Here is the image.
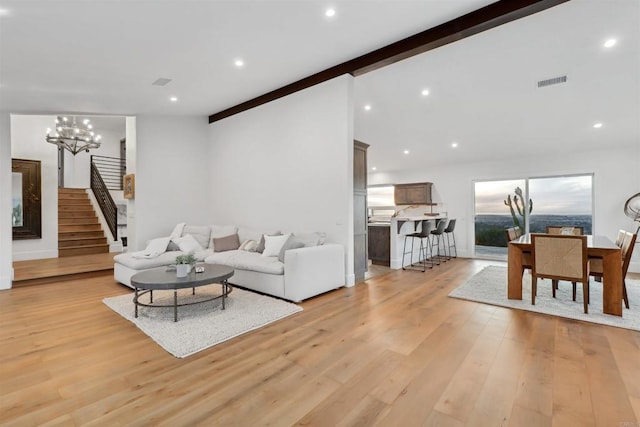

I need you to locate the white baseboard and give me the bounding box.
[0,272,11,290]
[345,273,355,287]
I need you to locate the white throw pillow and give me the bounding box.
[145,237,171,254]
[172,234,203,253]
[262,234,291,257]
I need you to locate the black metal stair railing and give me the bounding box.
[90,160,118,240]
[91,155,125,190]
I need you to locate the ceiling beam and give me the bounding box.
[209,0,569,123]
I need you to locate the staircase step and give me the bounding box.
[59,205,94,211]
[58,211,97,219]
[59,244,109,257]
[58,192,89,199]
[59,231,105,239]
[59,218,99,226]
[59,237,108,248]
[59,224,103,232]
[58,188,88,194]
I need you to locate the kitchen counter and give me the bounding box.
[368,222,391,227]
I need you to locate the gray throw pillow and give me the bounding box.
[167,241,180,251]
[256,231,282,253]
[213,233,240,252]
[278,235,305,263]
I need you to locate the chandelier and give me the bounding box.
[46,116,102,155]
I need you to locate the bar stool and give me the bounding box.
[402,220,435,272]
[430,219,448,264]
[444,219,457,259]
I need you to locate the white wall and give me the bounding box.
[370,144,640,271]
[0,112,13,288]
[132,115,210,250]
[10,115,59,261]
[207,75,355,285]
[65,124,125,189]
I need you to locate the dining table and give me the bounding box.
[507,233,623,316]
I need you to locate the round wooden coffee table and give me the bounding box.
[131,264,234,322]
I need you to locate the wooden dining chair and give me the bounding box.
[505,226,522,242]
[546,225,584,235]
[531,234,589,313]
[589,230,636,309]
[506,226,531,274]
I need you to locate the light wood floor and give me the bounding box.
[1,259,639,426]
[12,252,118,284]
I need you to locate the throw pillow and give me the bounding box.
[167,241,180,251]
[182,225,211,249]
[262,234,291,257]
[256,231,282,253]
[172,234,203,253]
[278,235,305,262]
[145,237,171,254]
[213,233,240,252]
[239,239,258,252]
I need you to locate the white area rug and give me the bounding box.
[103,286,302,358]
[449,266,640,331]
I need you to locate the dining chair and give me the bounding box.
[531,234,589,313]
[505,226,523,242]
[546,225,584,235]
[589,230,636,309]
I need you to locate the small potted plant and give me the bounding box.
[175,253,197,278]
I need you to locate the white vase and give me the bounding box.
[176,264,190,278]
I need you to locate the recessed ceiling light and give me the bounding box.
[421,89,430,96]
[170,96,178,102]
[603,38,617,48]
[371,166,377,171]
[325,8,336,17]
[234,59,245,68]
[593,122,603,128]
[451,142,458,148]
[403,150,409,155]
[364,104,371,111]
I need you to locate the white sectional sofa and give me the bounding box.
[113,224,345,302]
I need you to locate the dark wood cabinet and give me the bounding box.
[354,140,369,283]
[368,225,390,265]
[394,182,433,205]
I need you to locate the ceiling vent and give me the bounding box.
[537,75,567,88]
[152,77,172,86]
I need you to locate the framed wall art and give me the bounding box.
[123,174,135,199]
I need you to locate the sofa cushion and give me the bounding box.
[114,251,184,270]
[256,231,282,253]
[205,250,284,275]
[182,225,211,249]
[278,235,305,262]
[214,233,240,252]
[172,234,203,253]
[210,225,238,249]
[293,231,326,247]
[262,234,291,257]
[239,239,258,252]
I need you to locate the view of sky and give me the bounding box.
[475,175,593,215]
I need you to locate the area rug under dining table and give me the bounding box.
[103,286,303,358]
[449,265,640,331]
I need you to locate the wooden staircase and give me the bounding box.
[58,188,109,257]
